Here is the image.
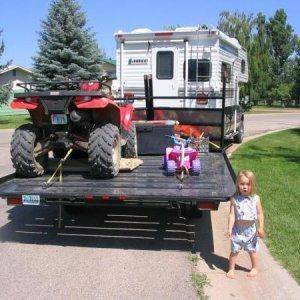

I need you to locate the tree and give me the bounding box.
[218,11,257,101]
[0,29,12,105]
[32,0,104,82]
[218,11,255,50]
[249,13,272,102]
[266,9,295,84]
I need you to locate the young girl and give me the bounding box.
[226,170,265,278]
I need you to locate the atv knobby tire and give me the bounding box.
[10,123,45,177]
[88,123,121,178]
[122,123,138,158]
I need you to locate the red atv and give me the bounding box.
[10,79,137,178]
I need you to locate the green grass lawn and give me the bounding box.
[0,114,31,129]
[230,128,300,283]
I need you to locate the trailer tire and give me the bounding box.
[88,123,121,178]
[10,123,45,177]
[122,123,138,158]
[234,122,244,144]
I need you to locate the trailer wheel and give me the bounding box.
[122,123,138,158]
[88,123,121,178]
[10,123,46,177]
[234,122,244,144]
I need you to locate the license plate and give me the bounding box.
[22,195,40,205]
[51,114,68,125]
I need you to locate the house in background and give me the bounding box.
[0,65,32,115]
[0,65,33,91]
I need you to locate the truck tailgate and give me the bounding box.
[0,153,235,203]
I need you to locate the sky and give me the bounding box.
[0,0,299,68]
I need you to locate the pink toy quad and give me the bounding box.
[162,135,201,176]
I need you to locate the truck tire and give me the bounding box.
[10,123,45,177]
[122,123,138,158]
[88,123,121,178]
[234,121,244,144]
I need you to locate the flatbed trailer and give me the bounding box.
[0,76,238,235]
[0,152,235,207]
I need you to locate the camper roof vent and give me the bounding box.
[131,28,152,34]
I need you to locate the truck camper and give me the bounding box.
[114,26,248,143]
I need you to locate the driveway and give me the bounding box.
[0,113,299,299]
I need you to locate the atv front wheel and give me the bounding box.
[88,123,121,178]
[122,123,138,158]
[10,123,46,177]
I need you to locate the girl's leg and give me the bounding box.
[247,251,258,277]
[226,252,239,278]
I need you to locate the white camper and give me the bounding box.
[114,26,248,109]
[114,26,248,143]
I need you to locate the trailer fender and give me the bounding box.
[10,97,39,110]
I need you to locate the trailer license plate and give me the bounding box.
[51,114,68,125]
[22,195,40,205]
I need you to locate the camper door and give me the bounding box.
[152,47,179,107]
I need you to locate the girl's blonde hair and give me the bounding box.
[236,170,256,195]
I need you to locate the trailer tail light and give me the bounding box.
[118,195,127,201]
[7,197,22,206]
[85,195,94,203]
[124,92,134,99]
[197,202,219,210]
[102,195,110,201]
[196,92,208,105]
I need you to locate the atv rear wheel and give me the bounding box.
[122,123,138,158]
[88,123,121,178]
[10,123,46,177]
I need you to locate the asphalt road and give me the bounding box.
[0,113,299,299]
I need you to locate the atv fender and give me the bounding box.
[11,98,39,110]
[74,97,117,109]
[120,105,134,131]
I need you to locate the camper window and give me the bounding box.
[241,59,246,74]
[183,59,211,82]
[221,62,231,83]
[156,51,174,79]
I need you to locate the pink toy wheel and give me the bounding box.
[166,160,176,176]
[191,159,201,175]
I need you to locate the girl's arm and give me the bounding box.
[257,196,265,238]
[227,198,235,238]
